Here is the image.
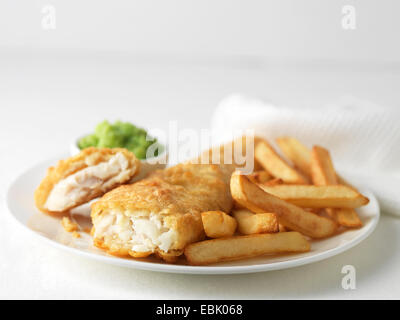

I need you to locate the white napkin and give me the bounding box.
[211,94,400,216]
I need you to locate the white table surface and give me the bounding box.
[1,50,399,299]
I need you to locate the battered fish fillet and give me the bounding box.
[91,163,234,262]
[35,147,140,214]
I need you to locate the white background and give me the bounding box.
[1,0,400,299]
[1,0,400,63]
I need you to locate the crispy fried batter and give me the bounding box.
[92,163,233,215]
[72,231,81,238]
[35,147,140,214]
[91,163,234,260]
[61,217,79,232]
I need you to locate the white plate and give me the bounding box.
[6,156,380,275]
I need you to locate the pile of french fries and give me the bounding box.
[184,137,369,265]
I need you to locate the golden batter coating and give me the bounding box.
[91,163,234,261]
[93,164,233,215]
[61,217,79,232]
[35,147,140,214]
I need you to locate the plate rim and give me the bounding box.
[6,157,380,275]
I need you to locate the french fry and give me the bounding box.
[255,140,309,184]
[258,185,369,208]
[248,170,272,184]
[305,208,322,214]
[276,137,312,177]
[335,208,363,228]
[262,178,284,187]
[233,209,279,235]
[230,172,337,238]
[201,211,237,238]
[310,145,339,220]
[310,146,338,185]
[310,145,363,227]
[184,232,310,265]
[277,138,357,190]
[279,223,287,232]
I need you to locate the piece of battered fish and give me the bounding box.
[35,147,140,214]
[91,163,234,262]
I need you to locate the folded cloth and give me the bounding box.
[211,94,400,216]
